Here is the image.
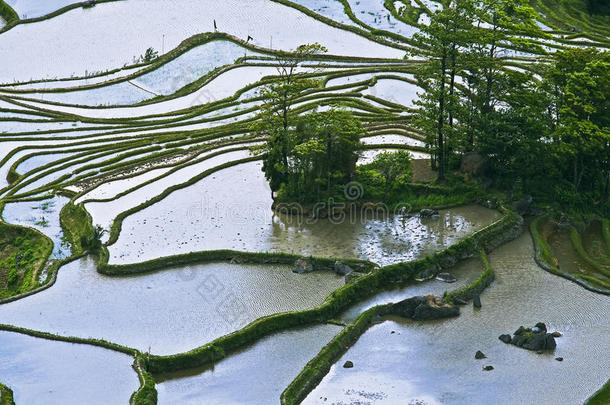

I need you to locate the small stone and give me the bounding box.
[343,361,354,368]
[499,334,511,344]
[555,357,563,362]
[534,322,547,333]
[475,350,486,359]
[473,295,482,308]
[551,331,562,338]
[391,331,395,334]
[436,272,457,283]
[483,365,494,371]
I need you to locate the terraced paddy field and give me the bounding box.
[0,0,608,404]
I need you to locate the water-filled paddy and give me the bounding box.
[0,257,343,354]
[305,230,610,404]
[156,324,342,404]
[0,330,139,405]
[108,161,501,265]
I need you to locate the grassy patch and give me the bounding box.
[586,379,610,405]
[59,202,95,255]
[0,222,53,299]
[0,382,15,405]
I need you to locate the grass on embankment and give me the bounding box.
[0,222,53,299]
[0,382,15,405]
[59,202,95,255]
[586,379,610,405]
[0,1,18,24]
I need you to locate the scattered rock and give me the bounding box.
[551,331,562,338]
[334,261,353,276]
[293,258,314,274]
[343,361,354,368]
[436,272,457,283]
[502,323,557,352]
[555,357,563,362]
[482,365,494,371]
[419,208,439,217]
[534,322,547,333]
[499,334,512,344]
[391,330,395,334]
[415,265,439,281]
[473,295,482,308]
[475,350,486,359]
[392,294,459,321]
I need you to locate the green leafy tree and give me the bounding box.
[252,43,327,197]
[546,49,610,198]
[370,151,412,198]
[410,0,476,179]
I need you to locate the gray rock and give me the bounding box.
[482,365,494,371]
[343,361,354,368]
[293,258,314,274]
[475,350,486,359]
[420,208,439,217]
[334,261,353,276]
[555,357,563,362]
[473,295,482,308]
[436,272,457,283]
[499,334,512,344]
[551,331,562,338]
[392,294,459,321]
[415,265,439,281]
[534,322,547,333]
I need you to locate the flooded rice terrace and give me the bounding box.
[0,0,608,404]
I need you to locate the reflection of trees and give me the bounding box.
[270,210,363,259]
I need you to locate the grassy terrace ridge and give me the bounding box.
[281,249,496,405]
[0,1,18,25]
[0,381,15,405]
[138,205,521,374]
[586,379,610,405]
[0,221,53,300]
[530,216,610,295]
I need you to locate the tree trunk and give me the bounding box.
[437,47,448,181]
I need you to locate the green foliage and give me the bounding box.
[262,109,365,203]
[585,379,610,405]
[0,1,19,24]
[0,382,15,405]
[59,203,96,255]
[366,151,412,198]
[140,47,159,63]
[0,222,53,299]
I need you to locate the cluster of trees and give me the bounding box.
[411,0,609,211]
[253,44,365,203]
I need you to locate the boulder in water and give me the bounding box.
[293,258,314,274]
[419,208,439,217]
[392,294,459,321]
[499,334,512,344]
[343,360,354,368]
[475,350,486,359]
[436,272,457,283]
[334,261,353,276]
